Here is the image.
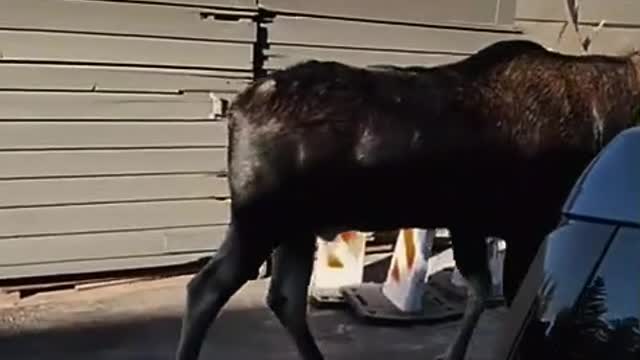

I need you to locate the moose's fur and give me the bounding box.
[176,39,640,360]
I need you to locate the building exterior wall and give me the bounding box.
[1,0,638,281]
[0,0,256,280]
[262,0,640,70]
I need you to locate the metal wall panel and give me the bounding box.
[0,92,214,120]
[0,64,250,93]
[265,17,640,74]
[265,45,465,69]
[15,0,640,281]
[517,20,640,55]
[517,0,640,25]
[0,0,256,42]
[90,0,258,10]
[0,0,249,281]
[0,200,228,239]
[266,16,521,53]
[0,175,229,208]
[0,149,226,179]
[260,0,511,26]
[0,31,253,70]
[577,26,640,55]
[516,0,640,55]
[0,252,215,280]
[0,122,228,149]
[0,226,227,267]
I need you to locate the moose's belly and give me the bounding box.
[298,161,500,232]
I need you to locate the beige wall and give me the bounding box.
[516,0,640,55]
[2,0,639,280]
[263,0,640,69]
[0,0,254,280]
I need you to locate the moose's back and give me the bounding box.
[226,39,640,235]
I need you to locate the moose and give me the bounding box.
[175,39,640,360]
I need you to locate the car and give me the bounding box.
[494,126,640,360]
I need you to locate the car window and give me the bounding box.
[502,220,616,360]
[560,226,640,360]
[564,130,640,226]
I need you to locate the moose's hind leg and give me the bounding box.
[267,232,324,360]
[436,229,492,360]
[175,223,275,360]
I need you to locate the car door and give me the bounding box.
[493,126,640,359]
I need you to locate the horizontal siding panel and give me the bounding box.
[265,45,464,69]
[164,225,228,253]
[518,21,638,55]
[0,175,229,208]
[516,21,584,53]
[0,64,251,93]
[575,26,640,55]
[515,0,567,21]
[266,16,521,53]
[0,30,253,70]
[0,149,226,178]
[267,21,637,69]
[91,0,257,10]
[516,0,640,25]
[0,251,211,280]
[516,0,564,21]
[0,122,228,149]
[0,226,226,266]
[496,0,517,25]
[0,92,213,120]
[0,199,229,238]
[260,0,500,26]
[1,0,256,42]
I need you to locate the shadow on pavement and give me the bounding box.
[0,271,506,360]
[0,302,488,360]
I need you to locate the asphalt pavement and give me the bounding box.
[0,275,508,360]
